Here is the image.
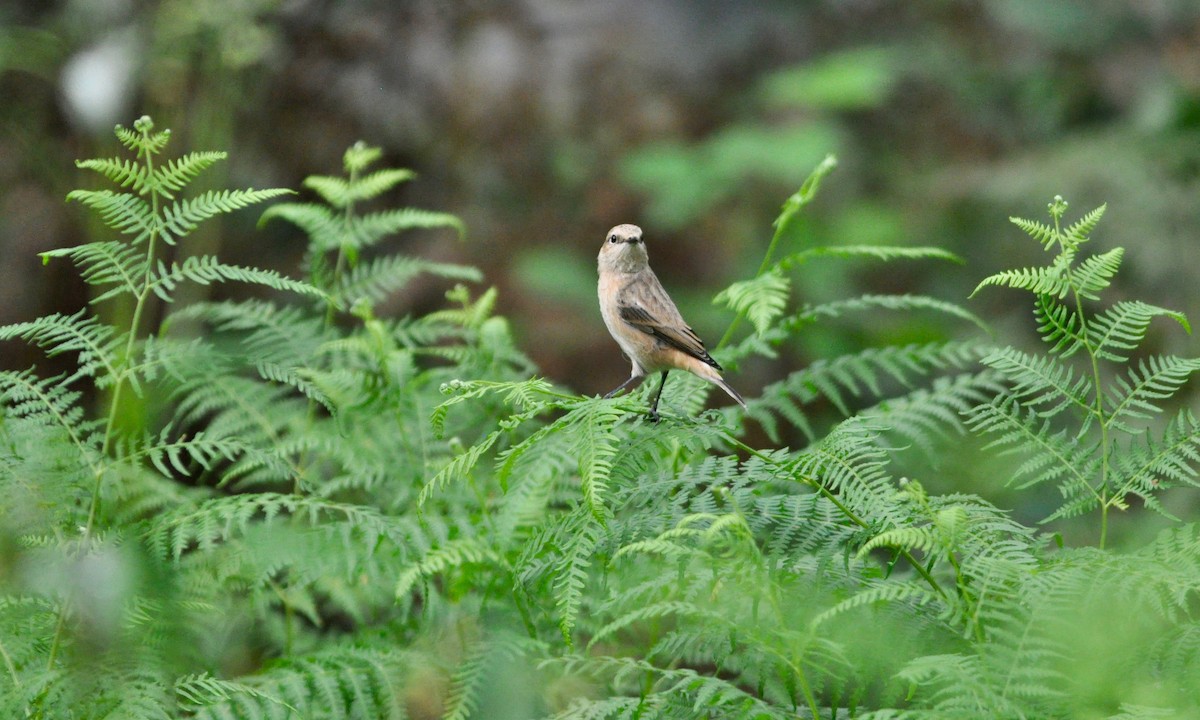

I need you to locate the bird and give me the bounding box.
[597,223,747,420]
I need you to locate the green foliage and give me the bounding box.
[969,196,1200,541]
[3,126,1200,719]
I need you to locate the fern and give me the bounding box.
[969,196,1200,544]
[7,125,1200,718]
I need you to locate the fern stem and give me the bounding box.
[1055,210,1113,549]
[0,632,21,690]
[54,123,165,671]
[716,155,836,351]
[44,597,70,672]
[946,550,985,643]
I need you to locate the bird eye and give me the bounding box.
[609,235,618,244]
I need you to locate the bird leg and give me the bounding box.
[647,371,669,422]
[604,374,644,399]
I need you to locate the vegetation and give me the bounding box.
[1,118,1197,718]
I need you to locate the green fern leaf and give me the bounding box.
[1009,216,1058,250]
[571,401,623,521]
[1062,203,1106,247]
[349,208,466,247]
[303,168,416,208]
[714,270,789,336]
[258,202,342,250]
[777,245,961,271]
[1071,247,1123,300]
[1034,295,1086,357]
[159,188,294,243]
[980,347,1094,420]
[334,256,482,307]
[114,117,172,155]
[1087,301,1190,362]
[788,293,986,332]
[967,398,1100,497]
[1106,356,1200,427]
[342,140,383,173]
[75,156,151,194]
[150,151,227,199]
[150,256,326,302]
[40,241,146,303]
[1113,408,1200,500]
[970,265,1068,299]
[418,428,502,507]
[395,538,502,600]
[0,369,99,464]
[810,581,939,629]
[65,190,155,241]
[0,310,122,387]
[552,506,602,643]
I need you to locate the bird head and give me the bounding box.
[598,223,649,274]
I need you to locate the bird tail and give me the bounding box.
[713,376,748,410]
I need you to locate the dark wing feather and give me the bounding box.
[619,297,720,372]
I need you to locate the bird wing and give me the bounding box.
[618,275,723,371]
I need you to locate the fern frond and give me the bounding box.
[754,340,988,442]
[304,168,416,209]
[1105,356,1200,428]
[970,265,1068,299]
[395,538,502,601]
[966,398,1100,498]
[65,190,155,241]
[150,151,227,199]
[790,418,905,524]
[571,401,624,521]
[75,156,150,194]
[419,427,503,507]
[258,202,342,251]
[1034,295,1086,357]
[175,672,291,714]
[115,117,172,155]
[714,270,789,336]
[810,581,939,629]
[1062,203,1106,247]
[114,429,246,478]
[862,372,1004,457]
[159,188,294,243]
[1112,408,1200,501]
[429,377,556,439]
[1070,247,1123,300]
[146,492,401,561]
[334,255,481,307]
[1009,216,1058,250]
[0,369,98,463]
[442,634,532,720]
[551,506,603,643]
[777,245,961,270]
[40,241,146,303]
[1087,301,1190,362]
[0,310,122,387]
[192,647,403,720]
[349,208,466,247]
[979,347,1094,420]
[150,256,326,302]
[787,293,986,332]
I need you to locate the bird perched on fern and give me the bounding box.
[597,223,747,420]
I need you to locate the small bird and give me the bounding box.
[597,223,747,420]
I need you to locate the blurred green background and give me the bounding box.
[3,0,1199,425]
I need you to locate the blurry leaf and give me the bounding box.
[620,123,839,230]
[760,47,897,110]
[512,247,596,309]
